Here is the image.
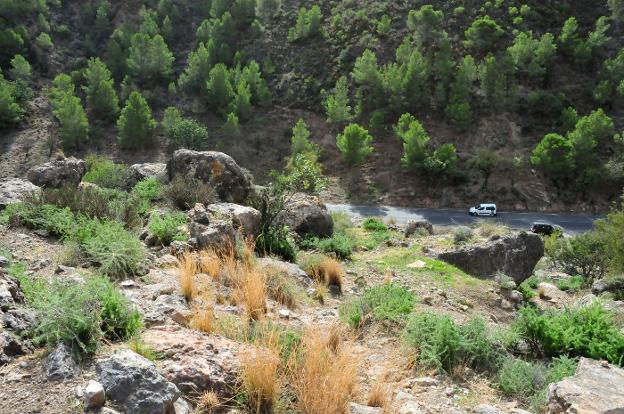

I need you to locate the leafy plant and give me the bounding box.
[83,156,131,190]
[362,217,387,232]
[339,283,415,328]
[148,211,188,245]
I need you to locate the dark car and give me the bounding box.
[531,222,562,236]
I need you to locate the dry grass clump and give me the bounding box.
[190,305,215,333]
[240,347,282,414]
[199,250,220,280]
[234,265,267,321]
[266,268,299,309]
[197,390,221,413]
[367,377,390,409]
[288,325,357,414]
[474,221,511,239]
[300,254,344,293]
[177,252,198,301]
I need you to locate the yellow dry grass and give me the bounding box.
[240,348,281,414]
[197,390,221,413]
[367,377,390,409]
[308,256,344,292]
[190,304,215,333]
[177,252,198,301]
[288,325,358,414]
[199,250,220,280]
[236,267,267,321]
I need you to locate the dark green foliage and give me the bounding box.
[508,31,557,83]
[256,0,281,23]
[132,177,164,215]
[339,283,415,329]
[48,74,89,151]
[324,76,352,124]
[336,123,374,166]
[403,313,499,373]
[117,91,156,149]
[407,5,444,48]
[0,73,23,127]
[83,156,131,190]
[471,148,500,189]
[514,304,624,365]
[162,107,209,150]
[556,275,584,293]
[300,233,353,260]
[126,33,174,85]
[362,217,387,232]
[594,207,624,273]
[206,63,234,115]
[464,16,504,53]
[83,58,119,121]
[148,211,187,245]
[546,232,608,284]
[256,224,297,262]
[531,133,574,179]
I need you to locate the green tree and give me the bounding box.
[464,16,504,53]
[126,33,174,85]
[233,78,252,119]
[240,61,271,106]
[117,91,156,150]
[530,133,574,180]
[211,0,230,18]
[594,49,624,104]
[167,118,208,150]
[478,54,511,108]
[352,49,383,111]
[9,54,31,82]
[336,123,374,165]
[324,76,352,124]
[291,118,316,157]
[288,5,322,41]
[398,42,430,110]
[472,148,500,189]
[407,5,444,48]
[568,109,614,170]
[178,42,215,92]
[395,114,430,170]
[206,63,234,115]
[423,143,458,177]
[223,112,241,136]
[83,58,119,121]
[446,56,477,130]
[54,95,89,151]
[0,74,23,128]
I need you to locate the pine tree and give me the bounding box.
[117,91,156,149]
[394,114,430,170]
[324,76,352,124]
[352,50,383,111]
[291,118,315,157]
[0,74,23,128]
[55,94,89,151]
[83,58,119,121]
[206,63,234,115]
[126,33,174,85]
[223,112,241,137]
[233,78,252,119]
[336,123,374,165]
[256,0,281,23]
[178,42,215,91]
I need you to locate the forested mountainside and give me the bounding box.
[1,0,624,212]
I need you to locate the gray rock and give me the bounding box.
[548,357,624,413]
[405,220,434,237]
[128,163,168,187]
[2,308,35,333]
[0,178,39,209]
[174,398,194,414]
[27,157,86,188]
[472,405,503,414]
[0,271,24,311]
[84,380,105,410]
[0,256,9,268]
[96,349,180,414]
[349,402,383,414]
[437,232,544,284]
[167,149,253,203]
[43,343,80,380]
[256,257,312,286]
[188,204,237,250]
[592,278,624,295]
[206,202,262,238]
[275,193,334,238]
[0,331,31,365]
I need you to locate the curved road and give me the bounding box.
[326,203,601,234]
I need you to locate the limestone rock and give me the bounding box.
[349,402,383,414]
[437,232,544,284]
[43,342,80,380]
[256,257,312,286]
[84,380,105,410]
[405,220,434,237]
[547,357,624,413]
[0,178,39,209]
[205,202,262,238]
[96,349,180,414]
[188,204,237,250]
[27,157,86,188]
[0,271,24,311]
[128,163,168,187]
[167,150,253,203]
[472,405,503,414]
[275,193,333,238]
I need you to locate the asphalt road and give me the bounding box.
[326,203,602,234]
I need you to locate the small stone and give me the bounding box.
[349,402,383,414]
[83,380,105,410]
[54,264,75,274]
[174,397,194,414]
[120,280,137,289]
[0,257,9,268]
[278,309,291,319]
[33,229,50,238]
[472,404,504,414]
[407,260,427,269]
[413,377,439,387]
[508,290,524,304]
[444,387,455,396]
[43,343,79,380]
[499,299,514,311]
[170,309,193,326]
[422,295,434,305]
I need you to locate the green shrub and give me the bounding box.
[287,5,322,41]
[403,313,499,372]
[497,357,548,401]
[84,156,131,190]
[148,211,187,245]
[256,225,297,262]
[165,175,216,210]
[546,232,607,285]
[162,107,209,150]
[556,275,584,292]
[362,217,387,232]
[18,273,141,357]
[453,226,473,244]
[336,123,374,166]
[518,276,538,301]
[529,356,578,411]
[117,91,156,149]
[17,203,77,238]
[339,300,365,329]
[300,232,353,259]
[513,303,624,365]
[331,212,354,233]
[132,177,164,214]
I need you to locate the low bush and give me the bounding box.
[83,156,131,190]
[339,283,415,329]
[299,254,343,292]
[165,175,216,210]
[453,226,473,244]
[13,271,142,357]
[256,225,298,262]
[362,217,387,232]
[15,203,76,237]
[545,232,607,285]
[148,211,187,245]
[513,303,624,365]
[556,275,584,292]
[403,313,499,373]
[300,233,353,259]
[132,177,164,215]
[518,276,539,301]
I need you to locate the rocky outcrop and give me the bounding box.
[128,163,168,188]
[167,150,253,203]
[26,157,86,188]
[206,203,262,238]
[547,357,624,413]
[275,193,334,238]
[256,257,312,287]
[437,232,544,284]
[0,178,39,209]
[142,325,242,397]
[405,219,434,237]
[0,270,24,311]
[43,343,80,380]
[188,204,236,251]
[96,349,180,414]
[592,278,624,295]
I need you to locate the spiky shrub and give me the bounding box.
[165,175,217,210]
[513,303,624,365]
[83,155,131,190]
[362,217,387,232]
[403,313,499,373]
[148,211,188,245]
[340,283,415,329]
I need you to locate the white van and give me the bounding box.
[469,203,497,217]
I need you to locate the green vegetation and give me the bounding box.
[162,106,209,150]
[340,283,415,328]
[148,211,188,245]
[117,91,156,150]
[83,156,131,190]
[336,123,374,166]
[288,5,322,42]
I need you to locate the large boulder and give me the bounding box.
[547,357,624,413]
[96,349,180,414]
[256,257,312,287]
[26,157,86,188]
[128,163,168,188]
[405,219,434,237]
[205,203,262,238]
[167,150,253,203]
[0,178,39,209]
[142,325,242,397]
[275,193,334,238]
[188,204,236,250]
[437,232,544,284]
